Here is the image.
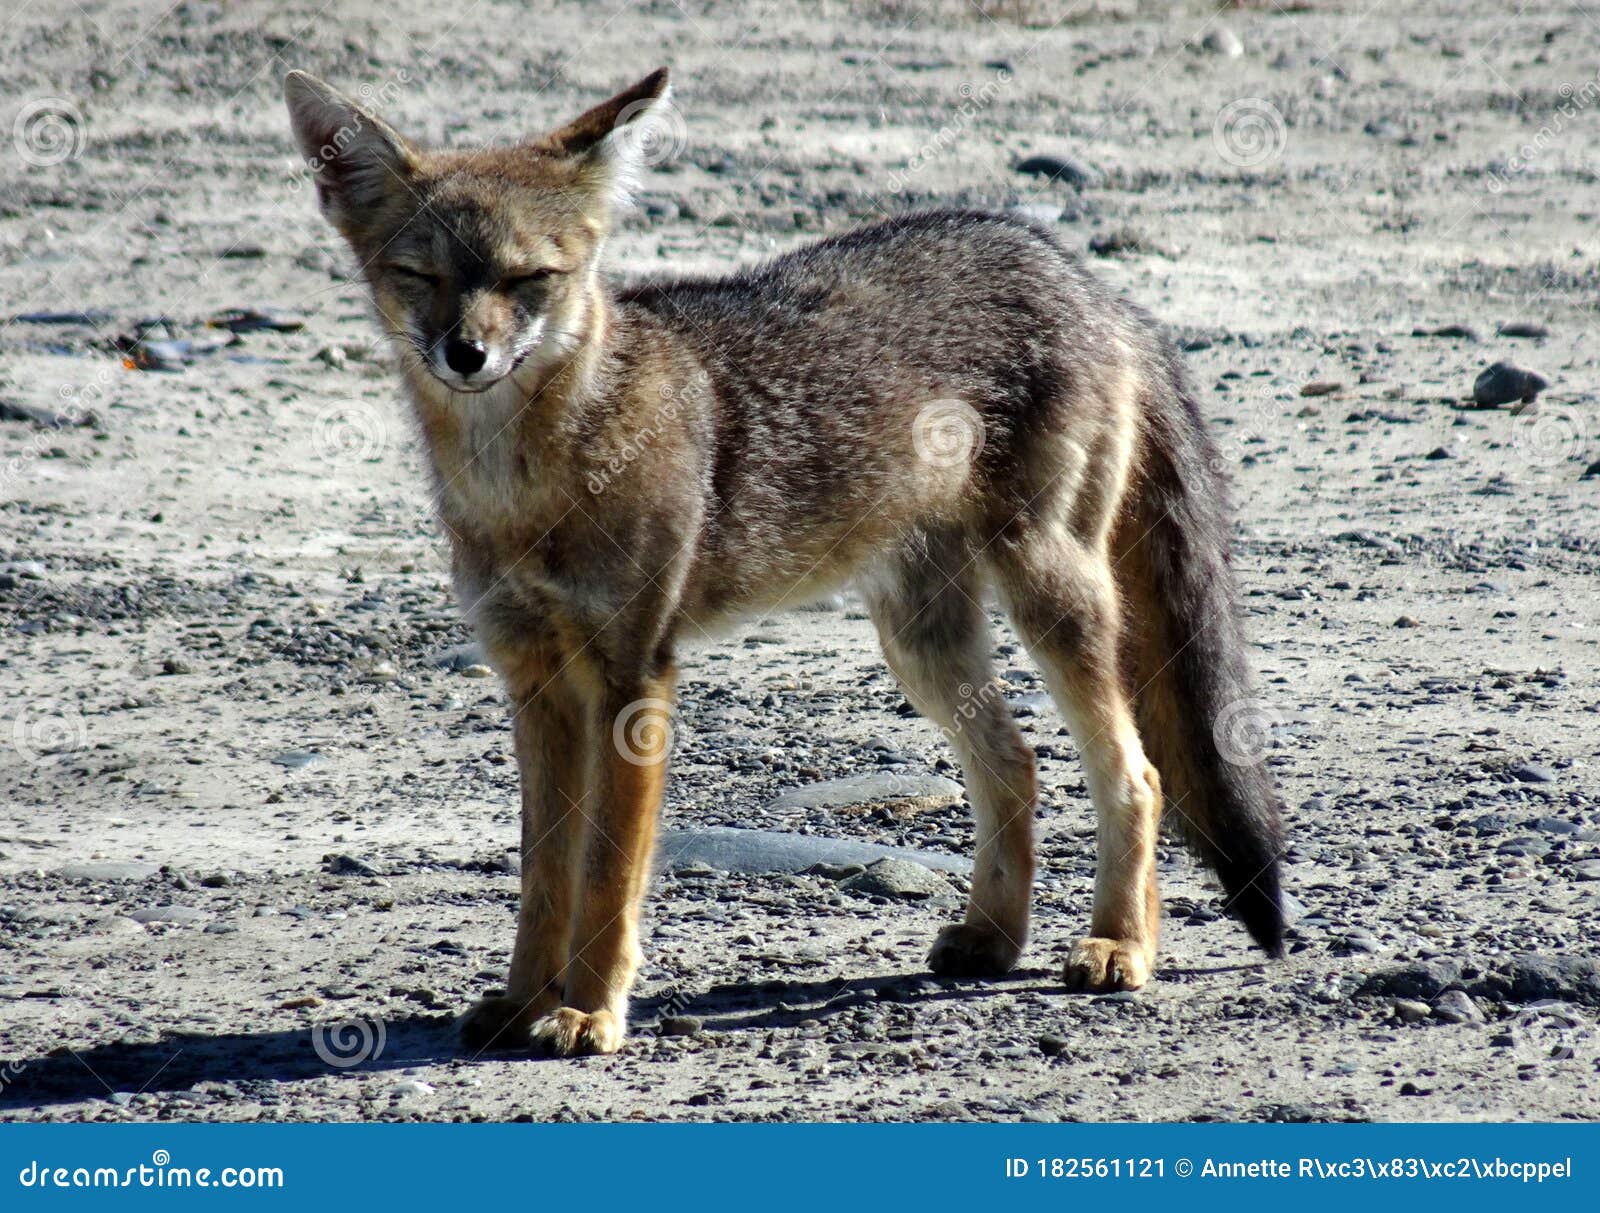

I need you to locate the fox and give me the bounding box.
[284,67,1286,1057]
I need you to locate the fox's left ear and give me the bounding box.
[542,68,673,204]
[284,70,418,235]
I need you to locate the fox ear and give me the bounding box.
[542,68,674,204]
[284,71,417,232]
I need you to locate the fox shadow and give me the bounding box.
[0,964,1253,1110]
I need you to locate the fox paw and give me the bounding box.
[459,995,541,1053]
[528,1007,624,1057]
[927,922,1022,978]
[1062,937,1150,992]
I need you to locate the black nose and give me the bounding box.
[444,338,488,376]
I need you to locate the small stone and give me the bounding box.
[1509,762,1555,784]
[279,995,323,1010]
[658,1015,703,1038]
[1496,322,1549,339]
[391,1079,434,1099]
[1299,381,1343,397]
[1393,615,1421,628]
[1431,989,1485,1024]
[127,905,207,925]
[1356,959,1464,1001]
[460,664,494,679]
[1200,26,1244,57]
[1413,323,1479,340]
[1038,1033,1068,1057]
[1393,998,1432,1023]
[1425,446,1454,460]
[56,861,160,882]
[1014,155,1100,188]
[838,857,955,901]
[766,772,963,817]
[271,749,323,770]
[429,643,487,672]
[324,853,379,876]
[1472,361,1548,407]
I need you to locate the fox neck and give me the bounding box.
[404,277,614,537]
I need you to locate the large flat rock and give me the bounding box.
[765,772,964,817]
[655,826,971,876]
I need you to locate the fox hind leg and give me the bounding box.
[867,547,1037,978]
[992,529,1161,992]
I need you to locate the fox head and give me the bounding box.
[284,68,671,394]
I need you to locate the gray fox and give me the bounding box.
[285,67,1285,1056]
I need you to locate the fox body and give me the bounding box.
[286,68,1285,1057]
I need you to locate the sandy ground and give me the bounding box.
[2,0,1598,1122]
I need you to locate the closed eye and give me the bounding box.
[501,268,562,289]
[388,264,439,285]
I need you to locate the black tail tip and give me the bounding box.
[1229,870,1286,959]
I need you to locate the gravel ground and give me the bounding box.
[1,0,1598,1122]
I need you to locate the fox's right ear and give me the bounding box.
[542,68,674,205]
[283,71,417,232]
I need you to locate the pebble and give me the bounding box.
[324,853,380,876]
[1424,446,1454,460]
[271,749,324,770]
[127,905,207,925]
[1200,26,1244,57]
[430,642,487,672]
[1496,322,1549,339]
[1356,959,1463,1001]
[766,772,963,817]
[838,857,955,901]
[391,1079,434,1099]
[1299,381,1343,397]
[1472,361,1548,407]
[1509,762,1555,784]
[56,861,160,882]
[1431,989,1486,1024]
[1393,998,1432,1023]
[1014,155,1101,188]
[658,1015,703,1038]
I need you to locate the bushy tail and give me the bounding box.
[1112,366,1285,956]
